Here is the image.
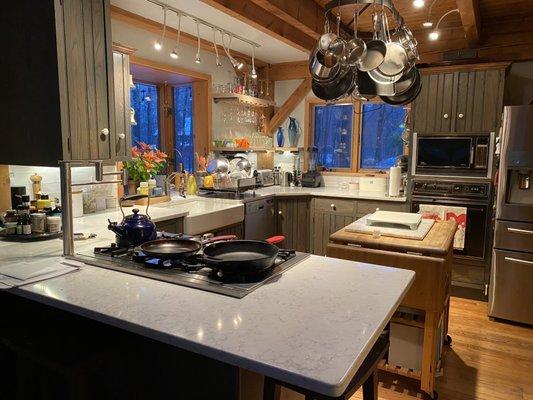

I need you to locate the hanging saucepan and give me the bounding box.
[357,70,394,97]
[344,8,366,67]
[392,25,419,70]
[368,11,407,84]
[312,67,355,102]
[309,46,342,83]
[393,67,420,96]
[380,68,422,106]
[357,8,386,72]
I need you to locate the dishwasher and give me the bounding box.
[244,196,275,240]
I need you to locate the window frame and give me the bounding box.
[305,98,409,175]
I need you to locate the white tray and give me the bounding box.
[346,214,434,240]
[366,211,422,230]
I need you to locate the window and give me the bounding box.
[313,104,354,169]
[173,85,194,172]
[359,103,406,170]
[130,82,160,148]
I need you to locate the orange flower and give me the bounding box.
[143,160,155,171]
[131,146,140,158]
[154,149,168,160]
[143,150,157,162]
[138,142,152,152]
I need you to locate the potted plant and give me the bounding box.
[123,142,168,195]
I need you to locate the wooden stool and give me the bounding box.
[263,335,389,400]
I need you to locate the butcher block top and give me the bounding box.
[329,220,457,257]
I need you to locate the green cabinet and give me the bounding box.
[3,0,124,166]
[275,197,311,253]
[113,51,132,159]
[412,67,505,134]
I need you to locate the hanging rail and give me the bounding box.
[325,0,404,27]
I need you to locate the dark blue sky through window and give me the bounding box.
[313,104,353,169]
[173,85,194,172]
[131,82,160,149]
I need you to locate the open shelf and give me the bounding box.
[273,147,301,152]
[212,147,272,152]
[378,359,422,381]
[212,93,275,108]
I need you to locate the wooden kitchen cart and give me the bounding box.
[327,220,457,399]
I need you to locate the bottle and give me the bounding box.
[37,194,51,210]
[16,216,23,235]
[148,178,156,196]
[138,181,149,196]
[22,214,32,235]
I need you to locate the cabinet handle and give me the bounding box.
[507,227,533,235]
[458,113,464,119]
[330,204,336,209]
[278,210,282,215]
[118,133,126,140]
[504,256,533,266]
[443,113,449,119]
[101,128,110,136]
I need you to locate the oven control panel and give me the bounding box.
[412,180,489,198]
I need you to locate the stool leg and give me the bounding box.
[263,377,276,400]
[362,369,378,400]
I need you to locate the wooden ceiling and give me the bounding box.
[201,0,533,66]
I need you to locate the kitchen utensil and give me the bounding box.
[138,235,237,260]
[392,25,419,67]
[202,240,287,275]
[326,14,346,59]
[380,68,422,105]
[309,47,342,82]
[280,171,293,187]
[357,70,394,97]
[376,8,408,78]
[206,157,230,175]
[357,7,386,72]
[393,66,419,95]
[107,194,157,248]
[312,67,355,101]
[344,8,366,67]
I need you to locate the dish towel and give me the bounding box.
[418,204,467,250]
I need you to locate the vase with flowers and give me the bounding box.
[123,142,168,194]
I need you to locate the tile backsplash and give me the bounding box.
[9,165,117,202]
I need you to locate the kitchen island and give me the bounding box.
[0,242,414,398]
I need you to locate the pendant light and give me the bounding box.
[213,28,222,67]
[195,20,201,64]
[170,12,181,59]
[250,45,257,79]
[154,6,167,51]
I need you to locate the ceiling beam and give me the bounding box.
[201,0,316,53]
[110,5,267,67]
[456,0,481,47]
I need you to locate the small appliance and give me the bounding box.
[301,147,322,188]
[255,169,274,187]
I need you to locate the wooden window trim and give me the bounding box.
[304,98,408,175]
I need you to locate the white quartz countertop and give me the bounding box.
[253,186,407,202]
[7,255,414,396]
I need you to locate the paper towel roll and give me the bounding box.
[388,166,401,197]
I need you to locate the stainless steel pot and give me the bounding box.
[309,47,341,83]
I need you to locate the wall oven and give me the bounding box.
[412,132,494,178]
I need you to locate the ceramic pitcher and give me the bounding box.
[288,117,301,147]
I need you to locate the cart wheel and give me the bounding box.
[444,334,452,346]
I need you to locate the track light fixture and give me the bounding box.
[154,6,167,51]
[422,0,437,28]
[429,8,459,41]
[250,45,257,79]
[170,12,181,59]
[195,20,202,64]
[213,28,222,67]
[222,34,244,70]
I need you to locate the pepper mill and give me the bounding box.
[30,172,42,199]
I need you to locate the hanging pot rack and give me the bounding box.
[324,0,405,28]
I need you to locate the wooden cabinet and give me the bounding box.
[412,66,506,134]
[3,0,121,167]
[275,197,310,252]
[312,198,409,256]
[112,51,132,159]
[155,218,184,234]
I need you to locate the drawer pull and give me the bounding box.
[278,210,282,215]
[100,128,110,136]
[330,204,336,209]
[504,256,533,266]
[118,132,126,140]
[443,113,449,119]
[458,113,464,119]
[507,227,533,235]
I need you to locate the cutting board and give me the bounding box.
[345,214,435,240]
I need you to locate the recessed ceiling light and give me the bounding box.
[423,21,433,28]
[429,31,440,40]
[413,0,425,8]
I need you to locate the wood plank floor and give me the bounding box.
[350,297,533,400]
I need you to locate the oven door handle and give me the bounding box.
[507,227,533,235]
[504,256,533,266]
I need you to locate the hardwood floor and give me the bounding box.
[350,297,533,400]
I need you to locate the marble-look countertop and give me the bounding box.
[253,186,407,202]
[8,255,414,397]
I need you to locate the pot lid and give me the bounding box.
[124,208,150,222]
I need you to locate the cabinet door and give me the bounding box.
[276,198,310,252]
[59,0,114,160]
[113,52,132,159]
[312,211,355,256]
[453,69,505,133]
[412,72,455,133]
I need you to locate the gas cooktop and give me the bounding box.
[75,244,309,298]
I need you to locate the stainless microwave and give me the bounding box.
[412,132,494,178]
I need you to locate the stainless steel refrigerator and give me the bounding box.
[489,105,533,325]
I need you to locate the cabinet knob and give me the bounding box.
[278,210,282,215]
[330,204,336,209]
[118,133,126,140]
[458,113,464,119]
[443,113,449,119]
[100,128,110,136]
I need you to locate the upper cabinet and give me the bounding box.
[3,0,128,167]
[112,51,133,159]
[412,65,507,134]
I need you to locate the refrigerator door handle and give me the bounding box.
[507,227,533,235]
[504,256,533,266]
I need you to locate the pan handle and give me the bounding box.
[203,235,237,245]
[265,235,285,245]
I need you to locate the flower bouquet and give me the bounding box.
[123,143,168,193]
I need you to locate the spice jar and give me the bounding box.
[31,212,47,233]
[46,216,61,233]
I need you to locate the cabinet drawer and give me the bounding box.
[356,201,406,216]
[314,198,355,214]
[495,220,533,253]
